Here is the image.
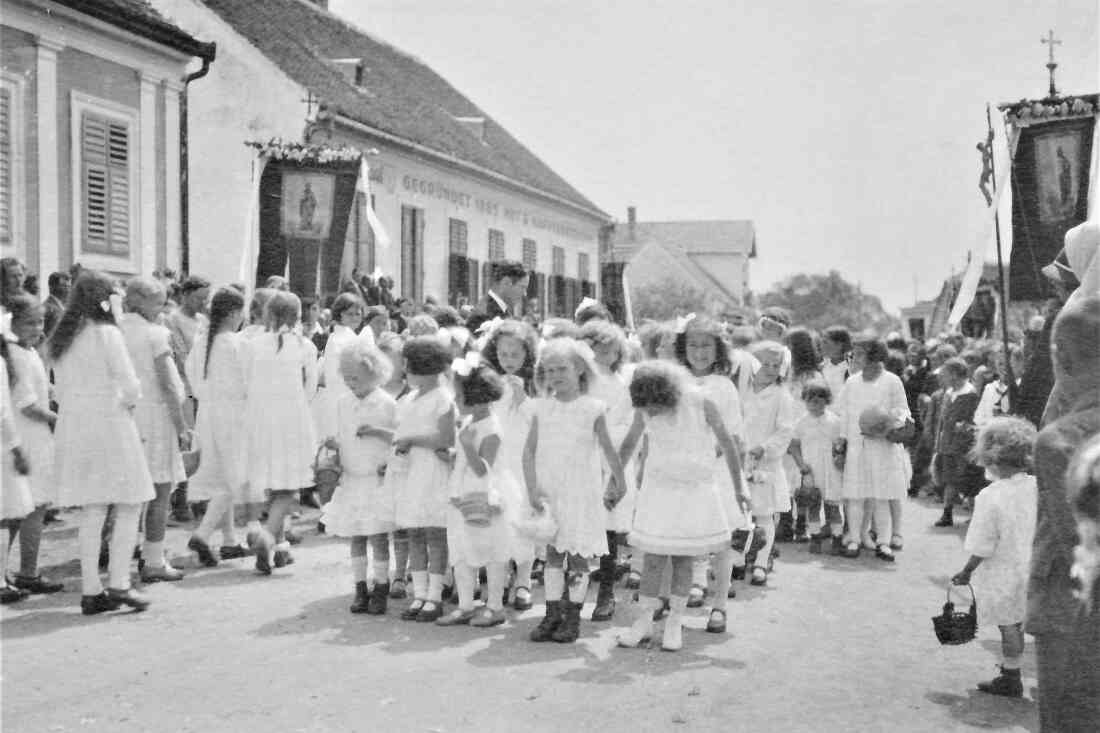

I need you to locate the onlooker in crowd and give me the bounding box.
[466,261,529,334]
[43,271,72,338]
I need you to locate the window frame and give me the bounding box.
[0,71,26,260]
[70,90,140,274]
[487,227,505,262]
[522,237,537,271]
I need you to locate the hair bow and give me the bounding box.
[99,292,124,320]
[476,316,503,336]
[574,339,597,363]
[574,296,600,318]
[448,326,471,350]
[451,351,481,377]
[540,323,556,339]
[674,313,697,333]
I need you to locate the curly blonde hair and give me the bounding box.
[339,341,393,389]
[971,416,1037,473]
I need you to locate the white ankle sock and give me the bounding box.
[427,573,444,603]
[143,540,165,568]
[544,567,565,601]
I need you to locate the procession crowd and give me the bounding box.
[1,249,1098,731]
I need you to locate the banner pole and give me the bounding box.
[988,103,1017,413]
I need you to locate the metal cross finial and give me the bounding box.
[302,89,319,117]
[1041,29,1062,97]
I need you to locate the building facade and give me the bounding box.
[151,0,608,316]
[0,0,213,280]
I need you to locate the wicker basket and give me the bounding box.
[312,444,342,496]
[932,584,978,645]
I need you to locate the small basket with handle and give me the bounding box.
[312,444,342,501]
[932,583,978,645]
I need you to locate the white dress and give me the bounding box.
[963,473,1037,626]
[835,371,912,501]
[631,388,732,556]
[322,389,396,537]
[242,330,318,496]
[740,382,797,515]
[533,395,608,557]
[8,343,56,505]
[446,414,522,566]
[185,330,248,502]
[1,355,34,519]
[53,324,155,506]
[783,370,823,493]
[312,324,375,442]
[492,377,536,564]
[120,313,186,484]
[697,373,749,530]
[587,370,636,533]
[793,411,844,502]
[389,387,454,528]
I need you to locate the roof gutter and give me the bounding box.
[329,112,610,224]
[180,49,216,275]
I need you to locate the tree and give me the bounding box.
[630,277,711,322]
[759,270,900,334]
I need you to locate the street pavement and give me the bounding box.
[2,498,1038,733]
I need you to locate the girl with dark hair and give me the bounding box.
[480,319,540,610]
[49,270,154,614]
[780,328,824,541]
[314,292,373,453]
[0,256,27,309]
[185,286,250,565]
[834,338,913,561]
[3,295,63,594]
[242,291,319,573]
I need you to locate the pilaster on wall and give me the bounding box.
[163,79,182,275]
[139,71,158,276]
[35,35,63,276]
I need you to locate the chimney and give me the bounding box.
[627,206,636,241]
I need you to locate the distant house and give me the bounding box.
[1,0,214,279]
[605,206,756,317]
[149,0,609,313]
[901,262,1002,340]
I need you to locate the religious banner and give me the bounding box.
[1004,96,1097,300]
[281,171,335,240]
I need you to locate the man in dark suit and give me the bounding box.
[42,271,71,338]
[466,260,529,334]
[1028,295,1100,732]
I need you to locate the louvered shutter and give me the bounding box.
[81,112,130,255]
[0,88,11,247]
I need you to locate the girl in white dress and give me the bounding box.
[243,291,318,574]
[524,338,627,644]
[185,286,248,566]
[481,319,539,610]
[3,296,62,594]
[673,316,746,610]
[378,331,412,600]
[312,292,374,463]
[782,327,824,542]
[322,342,396,615]
[740,341,797,586]
[616,361,748,650]
[788,382,844,548]
[119,277,188,582]
[387,336,455,622]
[49,271,154,614]
[579,318,634,622]
[437,362,521,628]
[0,342,35,604]
[834,338,912,562]
[951,417,1038,698]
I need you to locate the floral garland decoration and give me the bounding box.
[1004,95,1097,124]
[245,138,363,165]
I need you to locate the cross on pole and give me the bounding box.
[1041,29,1061,97]
[302,89,319,117]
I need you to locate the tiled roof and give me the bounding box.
[53,0,215,60]
[196,0,606,219]
[607,219,757,262]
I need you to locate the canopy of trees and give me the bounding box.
[759,270,899,334]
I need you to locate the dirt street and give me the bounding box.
[2,498,1038,732]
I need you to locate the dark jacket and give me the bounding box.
[935,388,980,456]
[465,293,510,335]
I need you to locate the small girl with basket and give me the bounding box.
[950,416,1038,698]
[321,341,396,614]
[437,359,519,628]
[788,381,844,551]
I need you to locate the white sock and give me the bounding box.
[351,555,368,583]
[567,571,589,604]
[143,540,165,568]
[486,562,507,611]
[410,570,429,601]
[544,567,565,601]
[427,572,444,603]
[455,564,477,610]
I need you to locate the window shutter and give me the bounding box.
[481,261,492,299]
[0,87,11,247]
[468,257,480,300]
[81,112,130,255]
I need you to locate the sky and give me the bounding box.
[329,0,1098,311]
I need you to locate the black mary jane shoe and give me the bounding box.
[706,608,727,633]
[401,599,425,621]
[219,544,252,560]
[12,574,64,594]
[80,591,121,615]
[187,536,219,567]
[106,587,151,612]
[1,586,29,605]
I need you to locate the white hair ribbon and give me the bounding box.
[476,316,503,336]
[451,350,481,377]
[674,312,697,333]
[574,296,600,318]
